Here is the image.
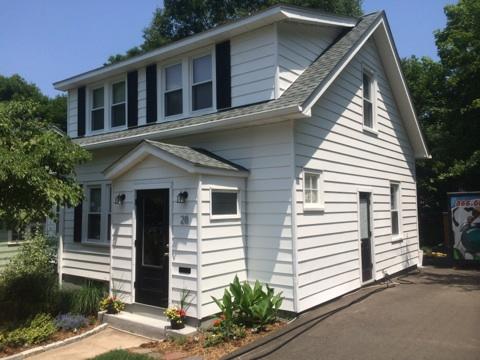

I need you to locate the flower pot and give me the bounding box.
[170,319,185,329]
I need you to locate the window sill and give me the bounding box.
[210,214,241,221]
[303,205,325,212]
[391,235,404,244]
[7,241,26,246]
[81,241,110,248]
[363,126,379,136]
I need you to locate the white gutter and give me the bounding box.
[80,104,307,150]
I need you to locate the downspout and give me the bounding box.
[289,119,300,313]
[196,175,203,321]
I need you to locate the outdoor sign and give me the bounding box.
[448,192,480,262]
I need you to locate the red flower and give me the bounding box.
[213,320,222,327]
[178,309,186,317]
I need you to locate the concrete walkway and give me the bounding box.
[227,266,480,360]
[29,327,148,360]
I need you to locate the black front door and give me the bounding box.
[359,192,373,282]
[135,189,169,307]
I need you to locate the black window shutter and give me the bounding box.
[73,202,83,243]
[146,64,157,123]
[77,86,86,137]
[216,41,231,110]
[127,70,138,128]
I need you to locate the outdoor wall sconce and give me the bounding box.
[176,191,189,204]
[114,193,126,205]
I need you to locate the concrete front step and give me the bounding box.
[102,311,197,340]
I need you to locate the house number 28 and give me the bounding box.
[180,215,190,225]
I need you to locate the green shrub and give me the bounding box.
[92,349,153,360]
[212,276,283,330]
[3,313,57,347]
[71,280,107,316]
[204,320,246,347]
[0,233,58,323]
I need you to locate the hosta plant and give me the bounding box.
[212,275,283,330]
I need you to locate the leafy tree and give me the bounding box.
[0,74,67,131]
[107,0,363,64]
[0,100,90,230]
[402,0,480,244]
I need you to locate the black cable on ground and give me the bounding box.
[222,286,387,360]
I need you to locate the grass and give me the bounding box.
[91,349,152,360]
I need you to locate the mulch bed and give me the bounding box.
[0,319,100,358]
[132,321,286,360]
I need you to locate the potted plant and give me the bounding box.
[164,306,186,329]
[99,295,125,314]
[164,289,192,329]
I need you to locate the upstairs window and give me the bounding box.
[165,63,183,117]
[192,54,213,111]
[362,71,374,129]
[390,183,400,236]
[111,81,126,127]
[91,87,104,131]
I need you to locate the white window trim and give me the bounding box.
[163,61,184,120]
[82,182,112,245]
[189,51,216,114]
[209,186,240,220]
[361,65,378,135]
[110,79,128,129]
[86,76,128,136]
[303,169,324,212]
[390,181,402,240]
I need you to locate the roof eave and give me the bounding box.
[78,104,305,150]
[53,5,356,91]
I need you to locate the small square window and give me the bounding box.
[304,171,323,209]
[211,191,238,217]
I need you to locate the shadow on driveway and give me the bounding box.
[225,266,480,360]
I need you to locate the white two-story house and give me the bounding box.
[54,5,429,322]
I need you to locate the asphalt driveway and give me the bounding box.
[227,266,480,360]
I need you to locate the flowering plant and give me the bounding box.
[164,306,186,322]
[99,295,125,314]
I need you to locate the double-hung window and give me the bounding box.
[111,81,126,127]
[362,71,374,129]
[84,184,111,244]
[390,183,400,236]
[303,170,324,210]
[91,87,105,131]
[192,54,213,111]
[87,187,102,241]
[165,63,183,117]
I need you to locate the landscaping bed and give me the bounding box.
[137,321,285,360]
[0,316,100,358]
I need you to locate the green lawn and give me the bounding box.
[91,349,153,360]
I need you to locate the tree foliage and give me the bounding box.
[402,0,480,216]
[0,74,67,131]
[107,0,363,64]
[0,100,90,229]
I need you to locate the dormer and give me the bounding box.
[54,5,357,139]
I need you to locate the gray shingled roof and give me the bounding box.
[75,12,381,147]
[144,140,248,172]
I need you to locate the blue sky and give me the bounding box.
[0,0,457,97]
